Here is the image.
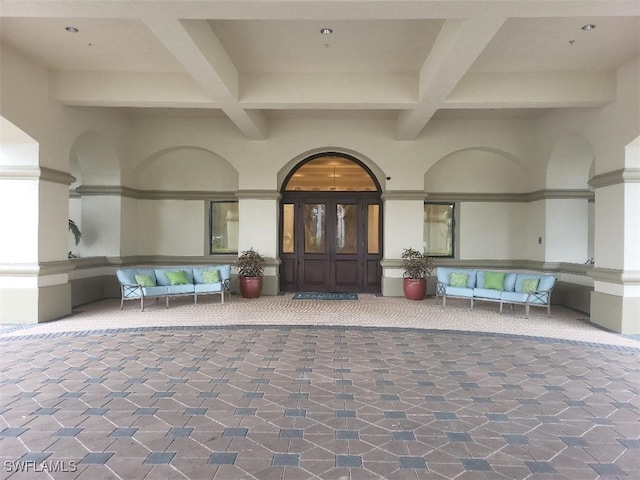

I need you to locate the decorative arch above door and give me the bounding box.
[280,153,382,293]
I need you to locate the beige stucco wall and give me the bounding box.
[1,40,638,328]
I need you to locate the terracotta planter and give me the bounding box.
[239,276,263,298]
[403,277,426,300]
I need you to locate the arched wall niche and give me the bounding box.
[134,146,238,191]
[546,133,595,190]
[425,147,530,193]
[70,130,121,186]
[277,146,386,192]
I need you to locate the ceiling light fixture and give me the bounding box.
[581,24,596,31]
[65,26,79,33]
[320,28,333,35]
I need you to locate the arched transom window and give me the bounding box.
[284,156,377,192]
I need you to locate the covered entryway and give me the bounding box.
[280,153,382,293]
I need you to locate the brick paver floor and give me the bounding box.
[1,295,638,479]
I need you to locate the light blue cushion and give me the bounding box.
[195,283,223,293]
[503,273,517,292]
[473,288,501,300]
[538,275,556,292]
[216,264,231,281]
[167,284,195,295]
[116,268,156,285]
[444,286,474,298]
[500,291,528,303]
[141,286,168,297]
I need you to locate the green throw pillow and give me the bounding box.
[484,271,505,290]
[203,269,220,284]
[134,274,155,287]
[450,272,468,288]
[522,278,540,293]
[166,270,188,285]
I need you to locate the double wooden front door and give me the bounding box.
[280,193,382,293]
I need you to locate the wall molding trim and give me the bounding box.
[0,166,75,185]
[380,258,593,275]
[235,190,281,200]
[74,186,238,201]
[426,190,594,203]
[0,260,74,276]
[589,168,640,189]
[381,190,427,200]
[70,186,595,203]
[590,267,640,285]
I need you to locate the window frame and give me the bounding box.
[208,200,239,255]
[423,202,455,258]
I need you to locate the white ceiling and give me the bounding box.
[0,0,638,139]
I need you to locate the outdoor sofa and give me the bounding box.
[436,267,556,318]
[116,265,231,311]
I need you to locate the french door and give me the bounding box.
[280,193,382,293]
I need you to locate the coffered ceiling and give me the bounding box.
[1,0,638,140]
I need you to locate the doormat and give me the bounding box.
[293,292,358,300]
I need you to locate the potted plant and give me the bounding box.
[68,219,81,259]
[235,247,266,298]
[401,247,434,300]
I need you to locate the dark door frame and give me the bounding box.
[279,153,383,293]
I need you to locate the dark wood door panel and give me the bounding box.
[332,259,359,290]
[280,193,382,294]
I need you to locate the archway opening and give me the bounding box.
[280,153,382,294]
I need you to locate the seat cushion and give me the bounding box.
[195,283,223,293]
[500,291,529,303]
[167,284,195,295]
[444,286,474,298]
[473,288,502,300]
[141,286,168,297]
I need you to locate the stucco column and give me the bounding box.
[380,191,427,296]
[236,190,280,295]
[589,164,640,334]
[0,164,74,324]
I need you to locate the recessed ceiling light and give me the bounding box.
[65,26,79,33]
[320,28,333,35]
[581,24,596,31]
